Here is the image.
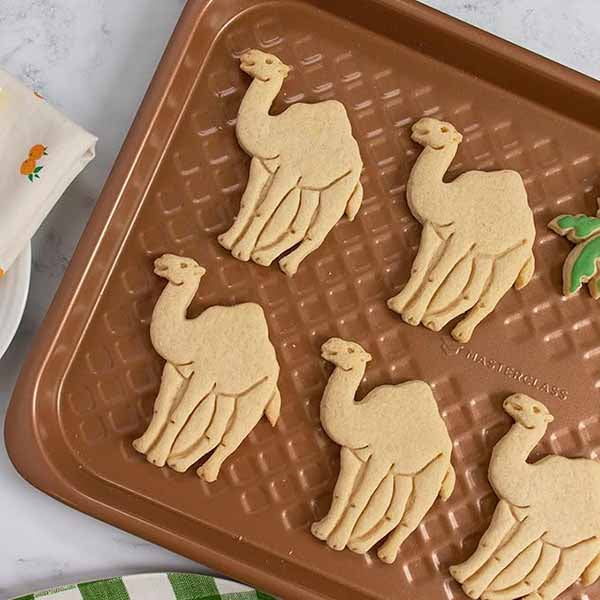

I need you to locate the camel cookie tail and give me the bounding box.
[345,181,363,221]
[515,253,535,289]
[440,463,455,501]
[265,387,281,426]
[582,551,600,586]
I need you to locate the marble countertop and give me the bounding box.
[1,1,599,597]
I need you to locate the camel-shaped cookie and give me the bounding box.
[387,118,535,342]
[218,49,363,277]
[450,394,600,600]
[548,199,600,299]
[132,254,280,482]
[312,338,455,563]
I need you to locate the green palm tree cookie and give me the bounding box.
[548,208,600,299]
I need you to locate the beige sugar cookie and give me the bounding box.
[311,338,455,564]
[450,394,600,600]
[218,49,363,277]
[132,254,280,483]
[387,118,535,343]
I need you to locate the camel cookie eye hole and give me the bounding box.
[533,406,541,414]
[441,126,449,133]
[180,263,188,269]
[348,348,355,354]
[265,58,273,65]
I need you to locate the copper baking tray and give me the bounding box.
[6,1,600,598]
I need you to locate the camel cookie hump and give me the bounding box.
[364,382,452,474]
[272,100,360,188]
[502,454,600,546]
[449,169,533,252]
[283,99,350,132]
[194,303,278,394]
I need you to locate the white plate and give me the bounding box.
[0,243,31,360]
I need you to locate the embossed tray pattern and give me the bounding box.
[6,1,600,599]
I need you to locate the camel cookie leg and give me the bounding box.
[326,456,390,551]
[486,539,542,593]
[133,362,186,454]
[264,387,281,426]
[481,540,544,600]
[345,181,363,221]
[387,221,443,314]
[377,453,448,563]
[219,157,271,250]
[515,253,535,289]
[402,234,472,326]
[425,253,474,315]
[530,539,600,600]
[483,543,560,600]
[452,248,529,343]
[440,464,456,500]
[199,385,271,482]
[168,395,235,473]
[146,374,215,467]
[450,500,516,584]
[582,549,600,585]
[199,410,262,482]
[350,470,394,540]
[252,189,319,267]
[168,391,217,459]
[462,517,545,599]
[424,256,492,332]
[279,172,358,277]
[349,474,412,554]
[312,447,363,541]
[253,187,300,250]
[232,167,298,261]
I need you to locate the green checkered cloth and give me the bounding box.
[11,573,276,600]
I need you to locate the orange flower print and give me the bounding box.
[20,158,37,175]
[21,145,47,182]
[29,144,47,160]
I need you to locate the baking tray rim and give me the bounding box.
[5,1,600,598]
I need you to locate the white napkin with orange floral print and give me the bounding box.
[0,67,97,276]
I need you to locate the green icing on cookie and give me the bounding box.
[556,214,600,239]
[569,235,600,293]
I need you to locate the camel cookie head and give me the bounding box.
[321,337,372,370]
[503,393,554,429]
[239,49,290,82]
[153,254,206,285]
[411,117,463,149]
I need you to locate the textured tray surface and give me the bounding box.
[7,1,600,599]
